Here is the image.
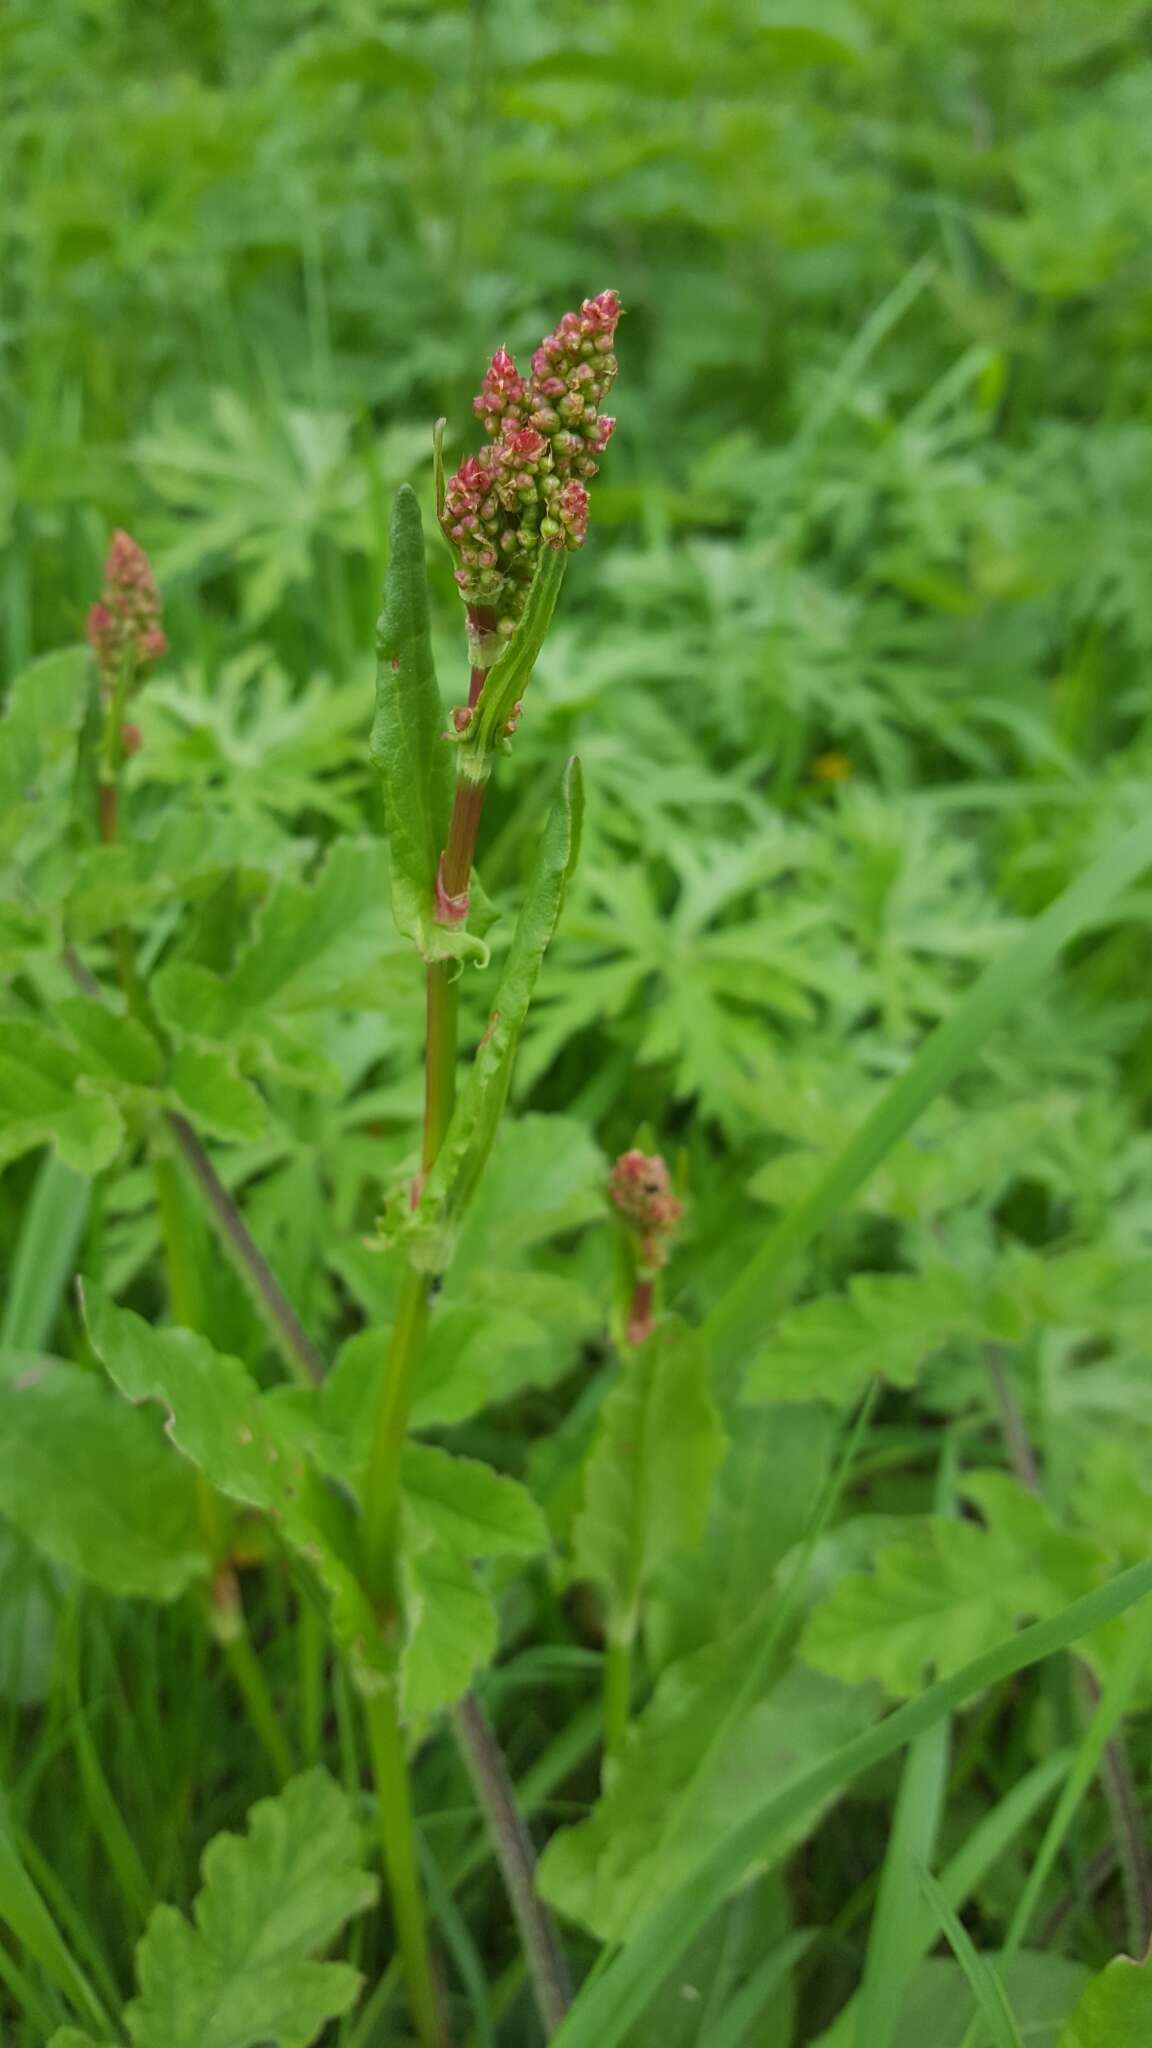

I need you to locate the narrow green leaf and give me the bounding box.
[0,1152,89,1351]
[459,543,567,768]
[705,815,1152,1378]
[1060,1952,1152,2047]
[408,757,584,1271]
[915,1865,1024,2048]
[126,1770,376,2048]
[369,484,452,954]
[0,1367,206,1600]
[813,1754,1074,2047]
[549,1560,1152,2048]
[853,1721,950,2048]
[0,1785,112,2038]
[574,1318,726,1639]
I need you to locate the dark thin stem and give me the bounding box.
[59,946,325,1390]
[984,1343,1152,1953]
[984,1344,1039,1492]
[165,1113,325,1387]
[452,1694,572,2036]
[1086,1666,1152,1955]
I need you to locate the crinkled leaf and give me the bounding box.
[56,998,165,1087]
[126,1769,375,2048]
[538,1660,875,1944]
[801,1473,1105,1699]
[408,758,584,1271]
[168,1045,267,1143]
[0,1019,123,1173]
[649,1402,839,1673]
[746,1265,980,1409]
[0,648,90,865]
[83,1296,382,1681]
[448,1113,607,1281]
[369,484,454,959]
[0,1365,206,1600]
[401,1534,498,1719]
[574,1317,726,1638]
[66,808,290,941]
[1060,1951,1152,2047]
[402,1441,547,1559]
[321,1265,599,1438]
[152,840,394,1049]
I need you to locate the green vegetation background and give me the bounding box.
[3,0,1152,2042]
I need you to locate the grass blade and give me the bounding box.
[0,1152,89,1351]
[551,1561,1152,2048]
[705,814,1152,1375]
[914,1864,1023,2048]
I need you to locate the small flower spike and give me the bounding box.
[608,1149,682,1278]
[86,530,167,694]
[441,291,621,636]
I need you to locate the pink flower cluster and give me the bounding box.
[609,1149,682,1275]
[442,290,620,631]
[86,530,167,693]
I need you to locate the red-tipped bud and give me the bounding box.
[86,529,166,694]
[608,1150,682,1277]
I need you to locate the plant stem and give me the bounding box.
[363,1686,447,2048]
[452,1693,573,2037]
[602,1636,633,1764]
[424,962,459,1171]
[165,1112,325,1386]
[361,1261,431,1603]
[441,774,488,903]
[210,1567,296,1784]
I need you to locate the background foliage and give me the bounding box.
[3,0,1152,2042]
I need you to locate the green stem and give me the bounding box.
[361,1262,431,1602]
[363,1686,446,2048]
[603,1635,633,1764]
[211,1570,296,1784]
[424,961,459,1172]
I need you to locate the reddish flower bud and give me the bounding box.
[86,530,166,694]
[608,1150,682,1277]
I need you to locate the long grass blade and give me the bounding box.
[914,1864,1023,2048]
[551,1560,1152,2048]
[705,815,1152,1374]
